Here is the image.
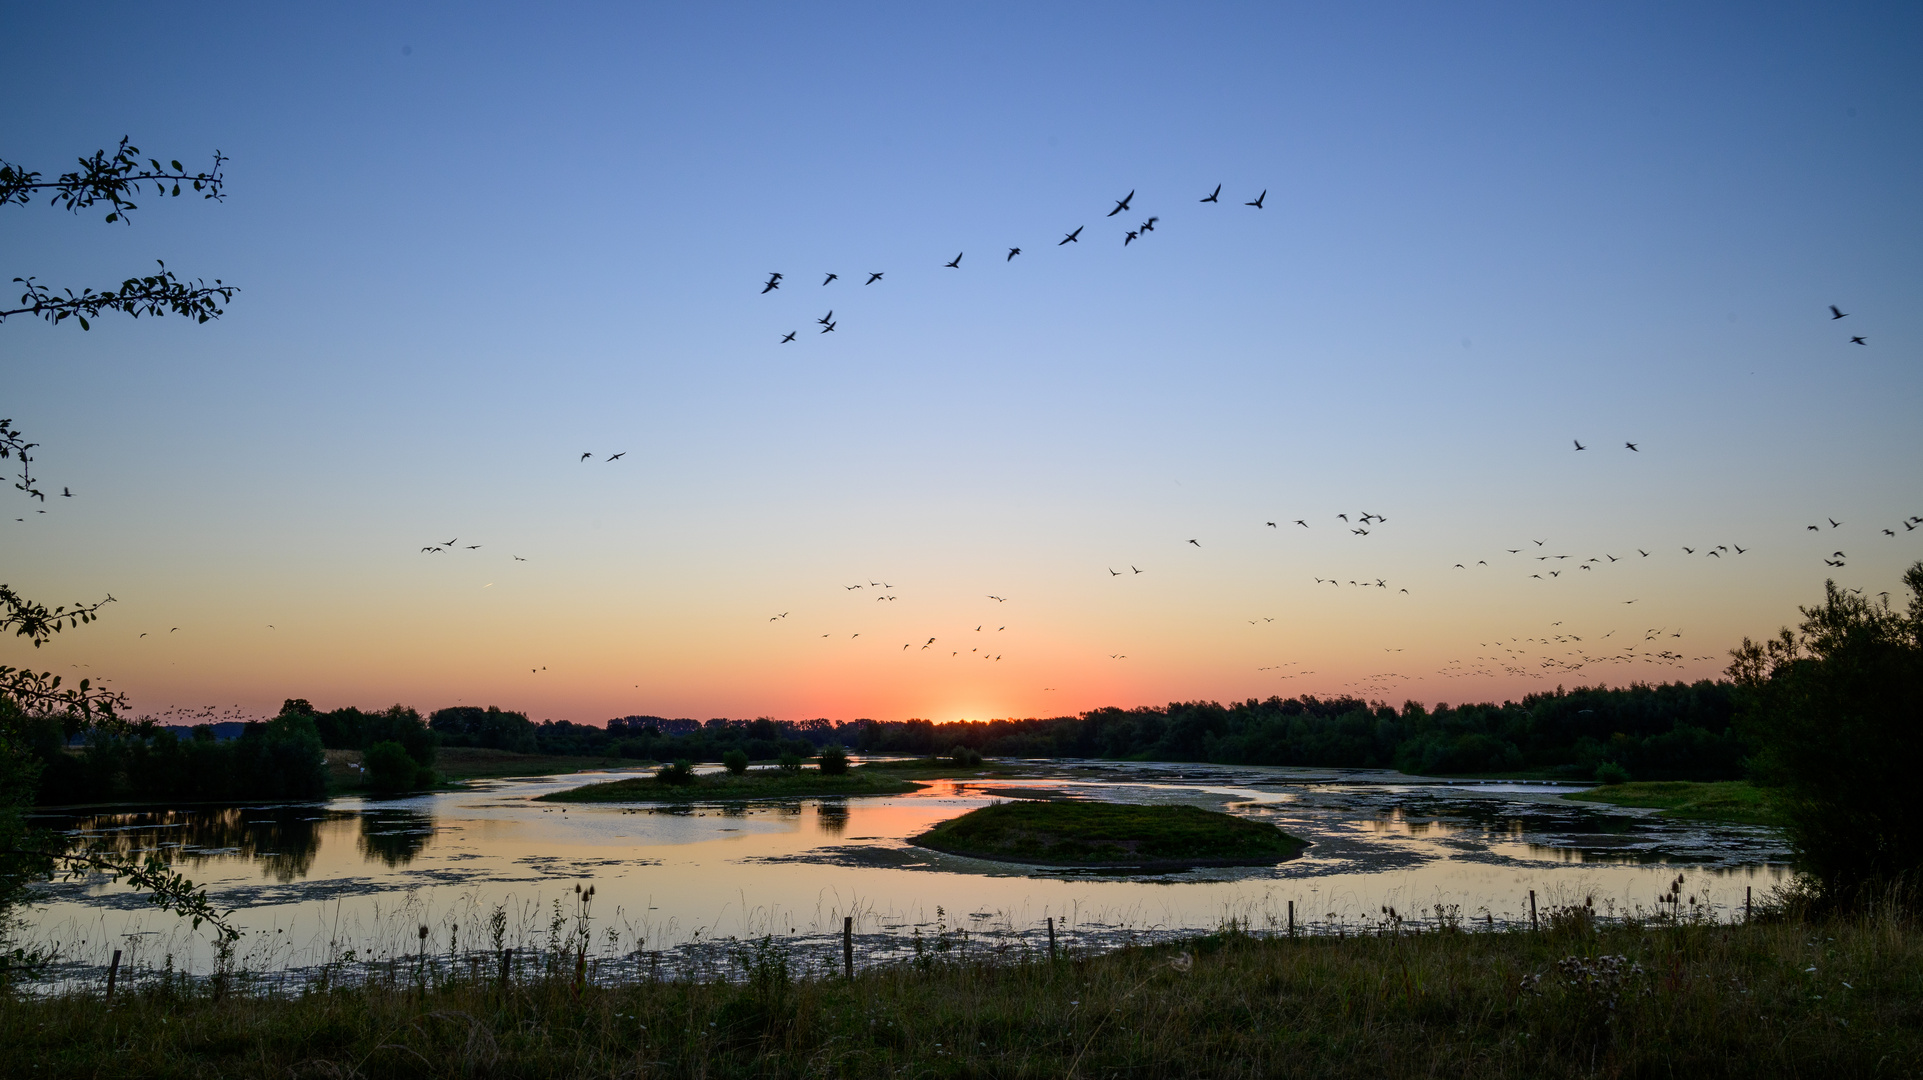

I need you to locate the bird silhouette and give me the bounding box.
[1830,518,1843,528]
[1188,539,1201,547]
[1109,568,1121,576]
[513,556,526,561]
[865,272,883,284]
[1624,442,1639,451]
[1266,521,1277,527]
[607,452,625,461]
[60,487,72,497]
[1850,336,1867,345]
[944,252,963,268]
[780,331,796,343]
[1007,247,1021,261]
[1139,217,1158,233]
[1201,184,1221,203]
[1107,190,1134,216]
[1132,566,1144,574]
[820,322,836,333]
[818,310,833,325]
[761,276,780,294]
[580,452,591,461]
[1295,520,1307,527]
[822,273,838,285]
[1573,439,1587,451]
[1830,305,1848,319]
[1060,226,1083,244]
[1124,230,1138,245]
[1245,190,1266,208]
[1683,547,1694,554]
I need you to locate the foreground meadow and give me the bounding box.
[4,910,1916,1079]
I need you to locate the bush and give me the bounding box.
[948,744,982,767]
[364,741,427,794]
[656,759,695,785]
[1595,761,1630,785]
[722,749,749,775]
[777,752,803,774]
[817,745,848,775]
[1731,562,1923,909]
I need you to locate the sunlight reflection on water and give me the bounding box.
[23,760,1790,986]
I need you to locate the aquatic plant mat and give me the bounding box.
[914,799,1309,868]
[5,916,1920,1078]
[538,770,921,803]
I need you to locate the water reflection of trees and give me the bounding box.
[54,807,335,883]
[357,809,436,867]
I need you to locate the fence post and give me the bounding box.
[1529,890,1538,932]
[1288,901,1295,937]
[1047,916,1057,961]
[843,916,854,979]
[499,947,512,989]
[1746,886,1752,924]
[104,949,121,1005]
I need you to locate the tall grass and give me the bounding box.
[2,896,1918,1078]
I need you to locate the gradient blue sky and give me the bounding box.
[5,2,1920,724]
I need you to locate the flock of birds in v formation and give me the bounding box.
[756,183,1265,343]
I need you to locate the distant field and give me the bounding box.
[325,747,647,792]
[539,768,921,803]
[1563,780,1786,827]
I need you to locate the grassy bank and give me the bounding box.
[539,769,921,803]
[4,916,1918,1078]
[1564,780,1786,826]
[326,747,649,793]
[914,800,1308,868]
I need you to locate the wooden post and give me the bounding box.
[1529,890,1538,932]
[842,916,854,979]
[499,947,512,989]
[1047,916,1057,961]
[104,949,121,1005]
[1287,901,1295,937]
[1746,886,1752,924]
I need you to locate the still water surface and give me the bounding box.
[27,760,1790,984]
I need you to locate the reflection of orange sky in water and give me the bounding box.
[31,771,1789,981]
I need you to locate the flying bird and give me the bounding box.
[1830,305,1848,319]
[1139,217,1158,232]
[820,322,836,333]
[1850,336,1867,345]
[1245,190,1266,208]
[607,453,625,461]
[780,331,796,343]
[865,272,884,284]
[1295,520,1307,527]
[944,252,963,268]
[60,487,72,497]
[1007,247,1021,261]
[1830,518,1842,528]
[1188,539,1201,547]
[1124,231,1138,245]
[822,273,838,285]
[1267,521,1277,527]
[580,453,591,461]
[1132,566,1144,574]
[1201,184,1221,203]
[1573,439,1586,451]
[1109,568,1121,576]
[761,276,781,294]
[1624,442,1639,451]
[1107,190,1134,216]
[818,310,834,325]
[1060,226,1082,244]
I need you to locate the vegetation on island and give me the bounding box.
[914,800,1307,868]
[1564,780,1786,826]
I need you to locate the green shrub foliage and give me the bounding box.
[1731,562,1923,908]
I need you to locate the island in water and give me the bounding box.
[913,800,1308,869]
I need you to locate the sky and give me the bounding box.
[4,2,1920,725]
